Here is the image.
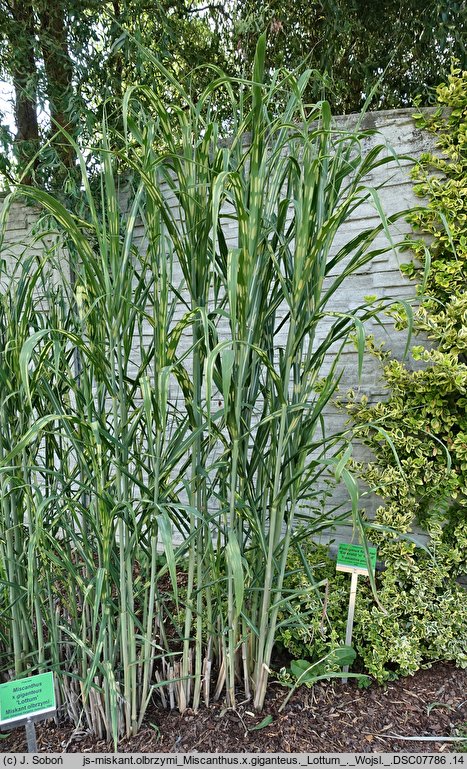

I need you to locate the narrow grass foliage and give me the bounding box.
[0,37,409,741]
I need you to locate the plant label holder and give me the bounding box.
[0,672,56,752]
[336,543,377,683]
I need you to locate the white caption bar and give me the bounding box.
[1,754,466,768]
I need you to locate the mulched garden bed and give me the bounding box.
[2,662,466,754]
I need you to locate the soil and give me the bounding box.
[1,662,466,754]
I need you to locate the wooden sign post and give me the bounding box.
[0,671,56,752]
[336,543,377,683]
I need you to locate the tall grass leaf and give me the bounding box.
[158,367,171,435]
[249,715,273,731]
[439,211,457,259]
[227,249,240,332]
[367,186,396,254]
[340,467,359,521]
[156,510,178,607]
[334,444,353,482]
[15,188,97,268]
[226,530,244,617]
[420,242,432,295]
[0,415,72,465]
[212,172,230,259]
[220,348,235,419]
[252,34,266,109]
[103,661,120,749]
[19,329,50,407]
[356,423,404,473]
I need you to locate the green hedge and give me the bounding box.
[346,66,467,578]
[278,542,467,683]
[278,67,467,684]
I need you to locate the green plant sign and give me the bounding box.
[336,544,377,575]
[0,672,56,726]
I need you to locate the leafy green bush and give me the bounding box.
[278,541,467,684]
[277,544,348,662]
[354,540,467,681]
[345,66,467,578]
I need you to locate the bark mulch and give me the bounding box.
[1,662,466,754]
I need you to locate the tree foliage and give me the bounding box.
[237,0,467,112]
[0,0,233,188]
[0,0,82,185]
[0,0,466,185]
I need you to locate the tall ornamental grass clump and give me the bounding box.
[0,37,409,741]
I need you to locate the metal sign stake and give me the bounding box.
[342,568,359,683]
[25,718,37,752]
[336,544,378,684]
